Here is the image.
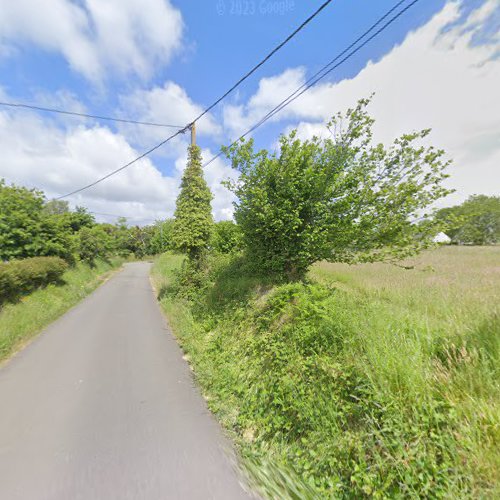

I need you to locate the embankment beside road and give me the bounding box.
[152,248,499,499]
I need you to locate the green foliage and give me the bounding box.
[435,195,500,245]
[172,146,213,262]
[43,199,70,215]
[148,219,175,255]
[152,249,499,499]
[225,98,451,280]
[211,220,243,254]
[1,178,173,264]
[0,179,45,260]
[0,180,81,263]
[77,226,114,265]
[30,215,76,264]
[0,257,68,306]
[61,206,95,233]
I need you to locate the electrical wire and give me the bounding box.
[56,127,189,199]
[54,1,334,199]
[190,0,334,125]
[0,101,184,128]
[203,0,420,168]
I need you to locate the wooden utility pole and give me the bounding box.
[190,122,196,147]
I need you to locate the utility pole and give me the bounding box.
[190,122,196,147]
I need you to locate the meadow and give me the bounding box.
[153,246,499,498]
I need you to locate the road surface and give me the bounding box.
[0,263,253,500]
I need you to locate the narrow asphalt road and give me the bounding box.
[0,262,253,500]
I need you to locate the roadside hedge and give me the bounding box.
[0,257,68,306]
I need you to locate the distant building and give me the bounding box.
[433,232,451,244]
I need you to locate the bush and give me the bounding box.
[211,221,243,254]
[0,257,68,305]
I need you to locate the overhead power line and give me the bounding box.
[55,1,334,199]
[0,101,184,128]
[203,0,420,168]
[56,127,189,199]
[190,0,334,125]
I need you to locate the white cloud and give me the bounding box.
[119,82,222,150]
[225,1,500,206]
[0,97,236,223]
[0,0,183,82]
[223,68,309,136]
[203,149,239,221]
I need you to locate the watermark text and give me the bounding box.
[216,0,295,16]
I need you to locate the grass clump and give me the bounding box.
[152,247,499,498]
[0,258,122,362]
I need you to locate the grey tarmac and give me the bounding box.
[0,262,254,500]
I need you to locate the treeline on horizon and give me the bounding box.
[0,179,245,267]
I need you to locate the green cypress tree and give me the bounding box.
[172,145,213,262]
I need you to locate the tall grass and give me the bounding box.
[0,259,122,363]
[152,247,499,498]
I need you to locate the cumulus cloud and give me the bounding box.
[224,0,500,205]
[0,0,183,82]
[119,82,222,150]
[0,97,236,224]
[223,68,309,137]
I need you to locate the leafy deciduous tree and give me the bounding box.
[435,195,500,245]
[0,180,74,262]
[77,226,113,266]
[225,98,452,280]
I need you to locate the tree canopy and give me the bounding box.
[1,178,175,263]
[435,195,500,245]
[0,180,75,262]
[225,98,452,280]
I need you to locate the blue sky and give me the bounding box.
[0,0,498,223]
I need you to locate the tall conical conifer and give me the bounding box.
[172,145,213,263]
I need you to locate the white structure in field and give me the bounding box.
[433,232,451,244]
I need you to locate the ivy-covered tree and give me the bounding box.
[225,98,452,281]
[172,146,213,263]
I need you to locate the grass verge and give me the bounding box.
[152,248,499,499]
[0,258,122,363]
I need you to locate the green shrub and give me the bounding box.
[0,257,68,305]
[211,221,243,254]
[0,180,75,263]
